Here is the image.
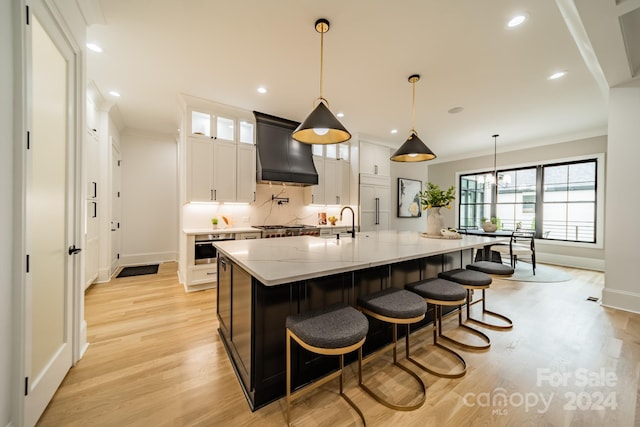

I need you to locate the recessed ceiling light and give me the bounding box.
[257,87,267,94]
[507,14,528,28]
[448,106,464,114]
[548,71,567,80]
[336,112,344,118]
[109,91,121,97]
[86,43,103,53]
[390,129,398,134]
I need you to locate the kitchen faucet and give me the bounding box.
[339,206,356,238]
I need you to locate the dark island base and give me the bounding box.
[217,249,474,410]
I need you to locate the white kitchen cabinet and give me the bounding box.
[359,141,390,176]
[185,102,256,203]
[359,174,390,232]
[308,154,350,206]
[236,144,256,203]
[310,155,325,205]
[187,137,237,202]
[236,231,261,240]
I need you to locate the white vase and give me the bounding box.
[426,207,445,236]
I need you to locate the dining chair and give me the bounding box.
[492,230,536,274]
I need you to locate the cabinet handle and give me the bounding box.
[210,189,214,200]
[220,258,226,270]
[206,272,216,275]
[214,189,217,200]
[375,197,380,225]
[253,191,256,202]
[374,165,378,175]
[92,181,97,198]
[336,196,340,204]
[92,201,97,218]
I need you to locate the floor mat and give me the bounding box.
[116,264,159,278]
[502,262,571,283]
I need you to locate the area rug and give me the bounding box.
[116,264,159,278]
[501,262,572,283]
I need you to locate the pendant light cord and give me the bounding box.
[319,26,324,102]
[411,79,416,134]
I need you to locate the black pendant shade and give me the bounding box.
[292,100,351,144]
[292,18,350,145]
[391,74,437,162]
[390,131,436,162]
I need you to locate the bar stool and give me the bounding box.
[438,267,513,330]
[405,278,491,378]
[286,302,369,426]
[357,287,427,411]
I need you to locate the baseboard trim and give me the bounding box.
[119,251,177,267]
[536,252,605,271]
[601,288,640,314]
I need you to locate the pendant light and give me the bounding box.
[488,134,499,185]
[292,19,351,145]
[390,74,436,162]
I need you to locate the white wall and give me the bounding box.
[120,130,179,265]
[390,161,430,232]
[1,0,14,424]
[603,86,640,313]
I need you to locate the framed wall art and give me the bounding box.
[398,178,422,218]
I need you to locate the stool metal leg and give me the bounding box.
[465,288,513,330]
[438,302,491,351]
[358,321,426,411]
[406,304,466,378]
[286,329,367,426]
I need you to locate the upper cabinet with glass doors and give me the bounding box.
[186,105,256,203]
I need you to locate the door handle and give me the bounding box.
[68,245,82,255]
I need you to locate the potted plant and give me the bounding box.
[419,182,455,236]
[481,216,499,232]
[211,217,219,229]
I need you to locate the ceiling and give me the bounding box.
[83,0,640,162]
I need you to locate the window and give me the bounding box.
[459,158,598,243]
[542,161,596,242]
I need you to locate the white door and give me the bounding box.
[24,8,78,426]
[111,143,122,274]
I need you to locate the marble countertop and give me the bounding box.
[213,230,508,286]
[183,226,261,235]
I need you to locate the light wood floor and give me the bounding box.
[37,262,639,426]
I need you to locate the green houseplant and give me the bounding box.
[419,182,456,210]
[420,182,456,236]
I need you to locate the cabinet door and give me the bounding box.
[360,141,390,176]
[213,141,237,202]
[237,144,256,203]
[217,255,231,340]
[340,160,350,205]
[323,158,340,205]
[188,138,214,201]
[310,156,324,205]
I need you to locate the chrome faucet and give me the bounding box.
[339,206,356,238]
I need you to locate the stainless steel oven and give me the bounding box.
[194,233,235,265]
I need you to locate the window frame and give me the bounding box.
[455,153,604,248]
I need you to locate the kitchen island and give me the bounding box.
[213,230,506,409]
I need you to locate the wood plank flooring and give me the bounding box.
[37,262,639,426]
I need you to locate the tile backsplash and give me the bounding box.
[182,183,357,229]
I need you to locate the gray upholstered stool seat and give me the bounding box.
[285,303,368,426]
[467,261,514,276]
[356,288,427,411]
[438,268,492,288]
[357,287,427,320]
[286,303,368,349]
[406,278,467,302]
[439,268,513,331]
